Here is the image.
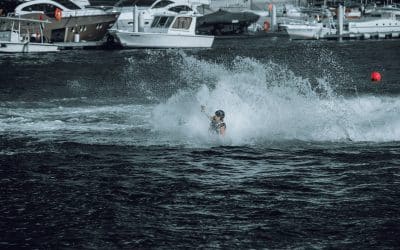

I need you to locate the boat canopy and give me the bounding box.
[197,10,259,26]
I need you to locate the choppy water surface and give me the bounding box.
[1,38,400,249]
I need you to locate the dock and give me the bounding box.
[55,41,105,50]
[325,32,400,40]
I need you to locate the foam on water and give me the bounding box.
[0,102,154,146]
[1,51,399,146]
[152,53,400,144]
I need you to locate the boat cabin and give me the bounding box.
[0,17,50,43]
[150,14,198,34]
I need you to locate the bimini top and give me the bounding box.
[197,9,259,26]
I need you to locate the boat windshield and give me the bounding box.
[171,16,192,29]
[52,0,81,9]
[152,0,174,9]
[151,16,174,28]
[168,5,192,13]
[115,0,156,7]
[21,4,58,17]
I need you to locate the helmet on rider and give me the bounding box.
[215,110,225,119]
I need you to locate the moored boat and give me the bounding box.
[0,16,59,52]
[109,12,214,48]
[281,19,337,40]
[2,0,119,43]
[111,0,210,32]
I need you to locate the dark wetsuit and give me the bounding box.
[209,120,226,135]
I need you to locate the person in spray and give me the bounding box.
[201,105,226,136]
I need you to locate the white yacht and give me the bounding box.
[282,8,400,40]
[2,0,119,42]
[109,13,214,48]
[281,19,337,40]
[0,17,59,52]
[346,12,400,38]
[279,7,339,39]
[111,0,210,32]
[369,5,400,16]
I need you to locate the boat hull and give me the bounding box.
[348,18,400,34]
[0,42,59,53]
[20,13,119,43]
[111,30,214,48]
[283,24,336,40]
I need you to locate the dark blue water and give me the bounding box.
[1,38,400,249]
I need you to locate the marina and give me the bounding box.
[0,0,399,51]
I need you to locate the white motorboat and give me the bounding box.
[282,8,400,40]
[109,13,214,48]
[369,5,400,17]
[346,13,400,38]
[111,0,211,32]
[281,19,337,40]
[280,7,338,40]
[0,17,59,53]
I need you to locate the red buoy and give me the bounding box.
[371,71,381,82]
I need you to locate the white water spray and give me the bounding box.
[152,54,400,144]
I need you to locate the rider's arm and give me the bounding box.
[219,125,226,136]
[201,105,213,120]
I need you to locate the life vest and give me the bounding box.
[209,120,226,135]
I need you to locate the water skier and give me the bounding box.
[201,106,226,136]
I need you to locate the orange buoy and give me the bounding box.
[371,71,381,82]
[263,21,270,31]
[55,8,62,21]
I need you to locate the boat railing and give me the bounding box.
[279,17,311,25]
[21,9,118,18]
[63,9,111,17]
